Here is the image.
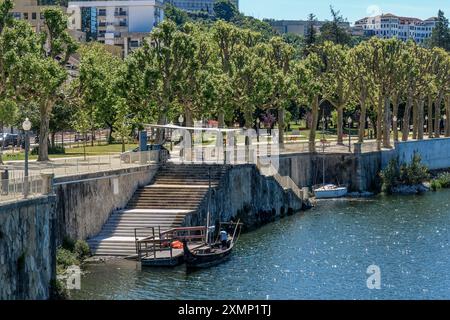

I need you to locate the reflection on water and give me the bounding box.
[72,190,450,300]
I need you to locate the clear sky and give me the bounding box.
[239,0,449,24]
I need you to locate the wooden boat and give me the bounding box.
[182,221,242,269]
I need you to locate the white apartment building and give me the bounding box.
[354,13,438,44]
[67,0,164,56]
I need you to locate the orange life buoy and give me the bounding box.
[171,240,184,249]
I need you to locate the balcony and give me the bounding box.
[114,10,127,17]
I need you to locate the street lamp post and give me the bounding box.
[22,118,32,199]
[347,117,353,152]
[425,115,429,135]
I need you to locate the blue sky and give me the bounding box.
[239,0,449,24]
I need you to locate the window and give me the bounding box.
[24,12,28,20]
[32,12,37,20]
[12,12,21,19]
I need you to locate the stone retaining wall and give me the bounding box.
[53,165,159,244]
[185,165,305,230]
[0,196,56,300]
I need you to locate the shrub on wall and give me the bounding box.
[380,153,430,194]
[431,172,450,191]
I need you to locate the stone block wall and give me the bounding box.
[53,165,159,244]
[185,165,304,230]
[0,196,56,300]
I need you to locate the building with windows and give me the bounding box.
[11,0,65,32]
[67,0,164,56]
[267,19,351,36]
[354,13,438,44]
[166,0,239,14]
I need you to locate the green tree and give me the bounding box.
[260,37,296,146]
[293,53,325,152]
[164,3,190,26]
[319,41,353,145]
[212,21,241,126]
[35,8,78,161]
[0,0,13,34]
[74,43,124,144]
[72,107,90,160]
[430,48,450,138]
[349,42,375,143]
[214,0,238,22]
[319,6,351,46]
[429,10,450,51]
[112,98,133,153]
[305,13,317,50]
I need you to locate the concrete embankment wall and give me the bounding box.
[53,165,159,244]
[0,196,56,300]
[279,138,450,192]
[185,165,304,230]
[394,138,450,170]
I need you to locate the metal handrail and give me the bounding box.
[135,226,207,261]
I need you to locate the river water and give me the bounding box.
[72,190,450,300]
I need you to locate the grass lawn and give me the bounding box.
[2,143,138,161]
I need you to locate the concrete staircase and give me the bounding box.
[87,164,228,256]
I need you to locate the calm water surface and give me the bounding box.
[72,190,450,300]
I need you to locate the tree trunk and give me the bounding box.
[309,96,319,153]
[417,99,424,140]
[155,114,167,144]
[38,102,50,162]
[382,96,391,148]
[218,113,225,128]
[402,96,412,141]
[108,124,114,144]
[427,95,433,138]
[412,100,418,140]
[376,94,383,150]
[91,128,95,147]
[336,105,344,145]
[185,108,194,127]
[278,107,285,148]
[434,97,442,138]
[392,96,399,142]
[358,95,367,143]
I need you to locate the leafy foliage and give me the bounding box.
[380,154,430,194]
[431,172,450,191]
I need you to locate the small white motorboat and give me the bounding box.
[314,184,348,199]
